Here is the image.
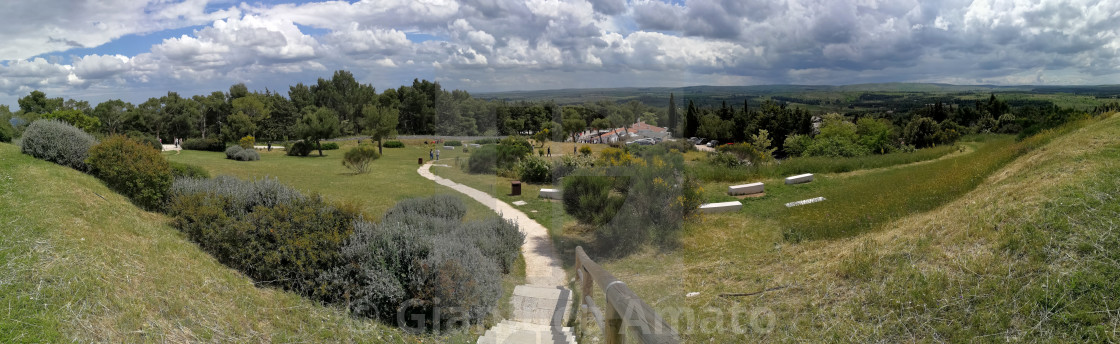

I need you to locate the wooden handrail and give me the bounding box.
[575,246,680,344]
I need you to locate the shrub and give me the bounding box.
[320,142,340,150]
[516,155,552,183]
[234,149,260,161]
[579,145,592,156]
[183,137,226,151]
[562,173,623,226]
[319,195,521,326]
[19,119,98,171]
[551,154,594,180]
[497,137,532,165]
[467,144,499,174]
[132,134,163,151]
[472,138,499,145]
[239,135,256,149]
[286,140,313,156]
[596,150,702,255]
[0,120,15,142]
[167,176,361,298]
[803,135,871,158]
[225,145,244,159]
[169,161,210,179]
[383,140,405,148]
[342,144,380,174]
[783,134,812,157]
[656,139,695,153]
[444,140,462,146]
[86,135,173,210]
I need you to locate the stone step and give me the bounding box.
[510,285,573,326]
[477,320,577,344]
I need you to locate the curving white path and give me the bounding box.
[417,163,566,287]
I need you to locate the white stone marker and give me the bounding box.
[539,188,562,200]
[512,200,528,206]
[785,197,825,208]
[699,201,743,214]
[728,182,764,195]
[443,145,455,150]
[785,173,814,184]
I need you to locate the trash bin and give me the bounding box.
[511,181,522,196]
[418,157,423,165]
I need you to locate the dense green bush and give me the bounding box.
[169,161,210,179]
[342,144,380,174]
[551,154,594,180]
[133,134,162,151]
[444,140,462,146]
[320,142,340,150]
[562,174,622,226]
[167,176,361,298]
[225,145,242,159]
[515,155,552,183]
[656,139,696,153]
[0,120,15,142]
[286,140,313,156]
[383,140,405,148]
[472,138,499,145]
[467,144,499,174]
[86,135,173,210]
[320,195,522,327]
[19,119,98,171]
[182,137,226,152]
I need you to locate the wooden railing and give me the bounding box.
[574,246,679,344]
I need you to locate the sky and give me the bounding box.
[0,0,1117,107]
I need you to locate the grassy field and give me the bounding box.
[0,143,445,343]
[691,144,961,182]
[586,113,1120,342]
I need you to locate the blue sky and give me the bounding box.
[0,0,1117,108]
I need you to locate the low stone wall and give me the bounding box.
[785,173,814,185]
[699,201,743,214]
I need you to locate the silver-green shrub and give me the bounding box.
[19,119,98,171]
[383,193,466,221]
[225,145,243,159]
[234,148,259,161]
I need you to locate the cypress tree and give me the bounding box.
[668,93,677,137]
[685,100,699,138]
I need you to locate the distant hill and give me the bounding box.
[475,83,1120,109]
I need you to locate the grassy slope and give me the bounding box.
[597,113,1120,342]
[0,143,429,343]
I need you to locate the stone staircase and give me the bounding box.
[478,285,577,344]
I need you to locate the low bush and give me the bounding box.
[319,195,522,327]
[562,174,623,226]
[320,142,340,150]
[382,140,405,148]
[132,135,162,151]
[239,135,256,149]
[472,138,499,145]
[515,155,552,183]
[182,137,226,152]
[19,119,98,171]
[467,144,499,174]
[86,135,173,210]
[657,139,695,153]
[444,140,462,146]
[235,149,260,161]
[579,145,592,156]
[167,176,361,298]
[225,145,243,159]
[0,120,15,142]
[169,161,210,179]
[342,144,380,174]
[551,154,594,180]
[286,140,313,156]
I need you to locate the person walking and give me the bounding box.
[429,149,434,161]
[547,146,551,157]
[436,149,440,160]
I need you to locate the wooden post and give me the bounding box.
[605,296,624,344]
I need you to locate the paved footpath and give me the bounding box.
[417,164,576,344]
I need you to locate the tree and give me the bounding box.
[668,93,678,137]
[903,116,940,148]
[590,117,612,132]
[342,144,380,174]
[855,117,896,154]
[43,109,100,132]
[297,107,341,156]
[193,91,229,139]
[18,90,63,115]
[562,110,586,143]
[231,94,271,137]
[684,100,699,138]
[93,100,133,135]
[361,104,398,155]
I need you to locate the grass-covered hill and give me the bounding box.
[0,142,424,342]
[585,112,1120,342]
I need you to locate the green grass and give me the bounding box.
[691,144,960,182]
[0,143,435,342]
[167,138,488,220]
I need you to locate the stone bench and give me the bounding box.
[785,197,825,208]
[539,188,562,200]
[469,143,482,148]
[785,173,814,185]
[699,201,742,214]
[728,182,764,196]
[443,145,455,150]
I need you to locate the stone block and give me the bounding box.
[785,173,814,184]
[699,201,742,214]
[539,188,562,200]
[728,182,764,195]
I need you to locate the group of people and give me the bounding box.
[429,149,440,161]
